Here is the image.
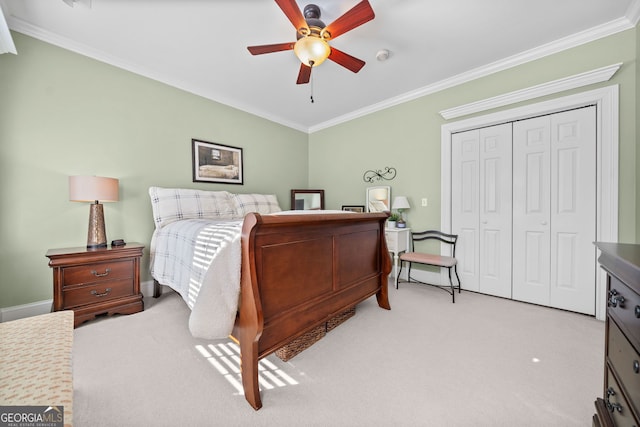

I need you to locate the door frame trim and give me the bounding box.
[441,85,619,320]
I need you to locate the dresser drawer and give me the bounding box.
[608,276,640,349]
[606,369,638,427]
[608,319,640,418]
[62,259,134,286]
[63,278,134,308]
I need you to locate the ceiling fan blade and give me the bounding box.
[296,64,312,85]
[324,0,375,40]
[328,48,366,73]
[247,42,294,55]
[275,0,309,32]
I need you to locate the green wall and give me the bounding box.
[0,33,308,308]
[309,28,638,242]
[1,26,639,310]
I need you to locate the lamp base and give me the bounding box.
[87,202,107,249]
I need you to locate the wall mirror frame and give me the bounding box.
[290,189,325,210]
[366,186,391,212]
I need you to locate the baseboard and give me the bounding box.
[1,280,157,323]
[398,269,442,287]
[0,299,52,322]
[392,269,442,288]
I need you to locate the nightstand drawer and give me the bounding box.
[62,259,133,286]
[608,319,640,417]
[63,278,134,308]
[385,231,398,248]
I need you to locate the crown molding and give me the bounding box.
[310,15,635,133]
[439,63,622,120]
[5,3,638,134]
[626,0,640,25]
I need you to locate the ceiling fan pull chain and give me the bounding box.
[310,60,315,103]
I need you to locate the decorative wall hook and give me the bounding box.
[363,166,397,183]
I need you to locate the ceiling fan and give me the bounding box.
[247,0,375,85]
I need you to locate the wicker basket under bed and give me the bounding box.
[275,306,356,361]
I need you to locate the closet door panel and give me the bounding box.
[452,130,480,291]
[478,124,512,298]
[549,107,596,314]
[513,116,551,305]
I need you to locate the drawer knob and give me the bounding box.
[634,360,639,374]
[635,305,640,318]
[91,268,111,278]
[90,288,112,297]
[605,387,624,413]
[608,289,625,308]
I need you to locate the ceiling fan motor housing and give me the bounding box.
[298,4,328,40]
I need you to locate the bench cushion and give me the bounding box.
[400,252,457,267]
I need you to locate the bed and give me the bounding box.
[149,187,391,409]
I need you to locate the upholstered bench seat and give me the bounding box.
[399,252,457,268]
[0,310,74,427]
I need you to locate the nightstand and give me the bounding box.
[385,227,410,289]
[46,243,144,327]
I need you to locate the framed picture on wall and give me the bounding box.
[192,139,243,184]
[342,205,365,213]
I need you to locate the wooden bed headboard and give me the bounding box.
[231,211,392,409]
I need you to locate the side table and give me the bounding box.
[46,243,144,327]
[385,227,410,289]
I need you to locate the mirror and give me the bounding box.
[366,186,391,212]
[290,189,325,210]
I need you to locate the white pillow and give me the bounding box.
[148,187,236,229]
[230,193,282,217]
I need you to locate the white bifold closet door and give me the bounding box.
[451,123,512,299]
[512,106,596,314]
[451,106,596,315]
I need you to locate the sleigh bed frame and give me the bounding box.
[229,211,391,409]
[152,210,391,409]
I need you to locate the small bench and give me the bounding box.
[0,310,74,427]
[398,230,461,303]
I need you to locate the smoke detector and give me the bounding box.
[376,49,390,61]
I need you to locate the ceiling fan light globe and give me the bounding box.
[294,36,330,67]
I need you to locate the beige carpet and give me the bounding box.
[72,283,604,426]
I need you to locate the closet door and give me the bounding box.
[452,130,480,292]
[512,107,596,315]
[478,124,512,298]
[512,116,551,305]
[452,123,512,298]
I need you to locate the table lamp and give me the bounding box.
[392,196,411,228]
[69,176,119,249]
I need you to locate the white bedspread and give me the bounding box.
[150,219,243,339]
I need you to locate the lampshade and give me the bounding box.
[69,176,119,202]
[392,196,411,210]
[294,35,330,67]
[69,176,119,249]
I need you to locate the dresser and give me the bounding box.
[593,242,640,427]
[46,243,144,327]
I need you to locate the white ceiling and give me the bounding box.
[1,0,638,133]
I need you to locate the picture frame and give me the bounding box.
[342,205,365,213]
[192,139,243,184]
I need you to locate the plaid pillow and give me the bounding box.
[231,193,282,217]
[149,187,236,229]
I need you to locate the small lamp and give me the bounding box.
[69,176,119,249]
[392,196,411,228]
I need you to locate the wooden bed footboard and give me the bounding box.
[231,211,392,410]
